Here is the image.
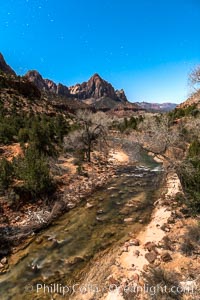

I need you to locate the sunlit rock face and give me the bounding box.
[69,73,127,102]
[25,70,129,110]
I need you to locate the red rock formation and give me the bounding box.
[25,70,47,91]
[0,53,16,76]
[69,73,126,102]
[25,71,70,97]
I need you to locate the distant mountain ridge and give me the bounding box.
[177,90,200,109]
[0,52,135,112]
[0,52,178,113]
[135,101,177,112]
[24,71,128,107]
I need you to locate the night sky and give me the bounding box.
[0,0,200,103]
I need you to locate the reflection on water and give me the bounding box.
[0,162,163,300]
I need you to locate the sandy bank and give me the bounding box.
[109,149,129,164]
[102,172,182,300]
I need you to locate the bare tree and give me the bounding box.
[189,65,200,90]
[65,110,109,162]
[137,114,180,155]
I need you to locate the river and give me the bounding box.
[0,154,163,300]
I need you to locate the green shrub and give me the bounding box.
[188,140,200,157]
[178,159,200,213]
[0,158,14,190]
[18,128,30,144]
[0,123,15,144]
[177,139,200,213]
[0,112,70,150]
[168,104,198,121]
[15,146,53,196]
[117,116,139,133]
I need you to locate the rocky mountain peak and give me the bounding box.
[0,53,16,76]
[25,70,70,97]
[87,73,117,99]
[91,73,101,79]
[69,73,127,103]
[25,69,128,107]
[25,70,47,91]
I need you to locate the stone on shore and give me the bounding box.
[145,251,157,263]
[161,252,172,262]
[129,239,140,246]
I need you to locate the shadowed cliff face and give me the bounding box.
[0,73,41,100]
[0,53,16,76]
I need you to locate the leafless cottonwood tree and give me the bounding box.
[189,65,200,90]
[65,110,109,162]
[136,114,181,155]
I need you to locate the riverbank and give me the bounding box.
[0,146,163,300]
[71,165,200,300]
[69,170,188,300]
[0,146,130,272]
[101,172,182,300]
[2,141,199,300]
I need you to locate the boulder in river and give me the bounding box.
[1,257,7,265]
[96,216,103,222]
[124,217,134,223]
[67,202,76,209]
[97,209,104,214]
[0,263,4,269]
[86,203,94,209]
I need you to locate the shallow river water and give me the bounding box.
[0,156,163,300]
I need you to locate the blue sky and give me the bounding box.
[0,0,200,103]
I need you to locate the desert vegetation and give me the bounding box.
[177,139,200,213]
